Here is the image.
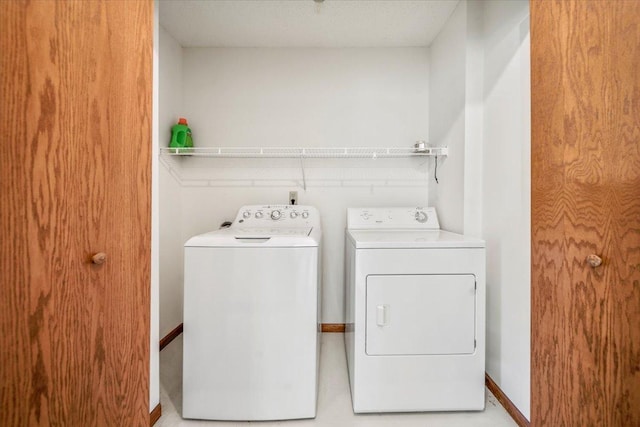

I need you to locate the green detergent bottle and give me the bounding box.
[169,118,193,152]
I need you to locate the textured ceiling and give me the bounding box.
[159,0,459,48]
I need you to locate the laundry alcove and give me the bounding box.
[153,0,531,422]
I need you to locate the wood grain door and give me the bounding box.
[531,1,640,425]
[0,1,152,425]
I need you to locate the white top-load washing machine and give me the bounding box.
[182,205,322,421]
[345,207,485,413]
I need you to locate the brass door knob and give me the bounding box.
[91,252,107,265]
[586,254,602,268]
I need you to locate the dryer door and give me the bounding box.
[366,274,476,355]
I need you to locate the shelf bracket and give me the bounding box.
[299,151,307,191]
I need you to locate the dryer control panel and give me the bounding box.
[347,207,440,230]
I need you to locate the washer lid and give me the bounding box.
[347,229,485,249]
[186,227,318,248]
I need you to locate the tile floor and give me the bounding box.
[157,334,516,427]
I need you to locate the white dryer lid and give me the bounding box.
[185,227,318,248]
[347,229,485,249]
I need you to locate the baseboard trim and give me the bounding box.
[159,323,183,351]
[150,403,162,426]
[485,373,529,427]
[321,323,345,332]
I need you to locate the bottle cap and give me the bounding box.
[178,118,188,125]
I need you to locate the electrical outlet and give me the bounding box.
[289,191,298,205]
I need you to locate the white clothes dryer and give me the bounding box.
[344,207,485,413]
[183,205,322,421]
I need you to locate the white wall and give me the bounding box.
[158,26,185,338]
[179,48,430,322]
[428,0,484,237]
[482,0,531,419]
[428,1,466,233]
[463,0,484,238]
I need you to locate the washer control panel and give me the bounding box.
[347,207,440,230]
[235,205,318,227]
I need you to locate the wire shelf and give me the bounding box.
[160,146,448,158]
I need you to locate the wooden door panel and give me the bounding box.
[0,1,152,425]
[531,1,640,425]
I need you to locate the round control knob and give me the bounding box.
[415,211,428,223]
[243,211,251,219]
[290,211,299,219]
[271,210,282,220]
[301,211,309,219]
[255,212,264,219]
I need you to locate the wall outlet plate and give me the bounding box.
[289,191,298,205]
